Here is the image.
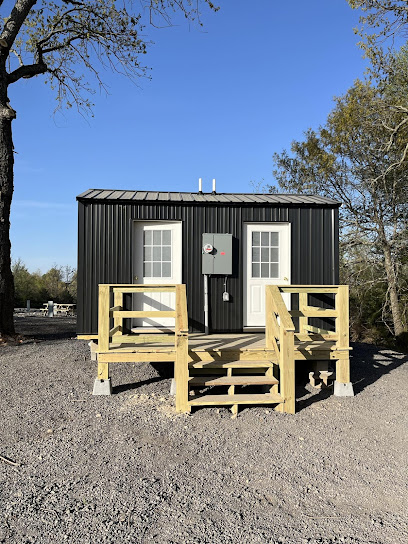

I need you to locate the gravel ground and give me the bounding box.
[1,316,407,544]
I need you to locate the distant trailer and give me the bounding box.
[76,189,340,336]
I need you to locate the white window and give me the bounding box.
[143,229,172,278]
[251,231,279,279]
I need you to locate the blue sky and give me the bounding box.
[9,0,367,272]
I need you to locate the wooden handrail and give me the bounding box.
[112,286,176,293]
[265,285,295,414]
[278,285,340,293]
[268,286,295,332]
[111,310,176,318]
[265,287,280,353]
[290,308,338,318]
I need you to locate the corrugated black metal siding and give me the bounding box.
[77,201,339,334]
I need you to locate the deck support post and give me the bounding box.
[175,334,190,412]
[334,285,354,396]
[97,362,109,380]
[280,327,295,414]
[175,284,190,413]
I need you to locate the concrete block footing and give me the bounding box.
[93,378,112,396]
[170,378,177,396]
[333,381,354,397]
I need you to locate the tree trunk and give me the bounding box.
[382,239,406,337]
[0,68,15,336]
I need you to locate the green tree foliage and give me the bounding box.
[348,1,408,63]
[273,69,408,341]
[12,260,77,307]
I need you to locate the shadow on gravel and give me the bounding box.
[112,362,173,394]
[295,342,408,412]
[295,387,333,412]
[350,342,408,395]
[112,377,164,394]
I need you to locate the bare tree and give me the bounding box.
[0,0,218,336]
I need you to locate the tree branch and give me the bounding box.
[0,0,38,51]
[7,62,47,84]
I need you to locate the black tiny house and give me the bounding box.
[76,189,340,335]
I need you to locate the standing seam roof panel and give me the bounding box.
[76,189,341,206]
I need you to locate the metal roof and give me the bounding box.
[77,189,340,206]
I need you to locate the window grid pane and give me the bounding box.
[143,229,172,278]
[251,230,280,279]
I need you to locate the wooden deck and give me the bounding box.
[89,284,352,415]
[95,332,349,362]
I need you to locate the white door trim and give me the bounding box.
[132,220,182,328]
[243,222,291,328]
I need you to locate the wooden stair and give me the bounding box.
[189,393,284,406]
[187,357,284,414]
[189,375,279,386]
[189,359,275,369]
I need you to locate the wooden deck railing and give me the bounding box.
[265,285,350,413]
[265,285,296,413]
[97,283,190,411]
[278,285,350,384]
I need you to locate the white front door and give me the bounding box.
[243,223,291,327]
[133,221,182,328]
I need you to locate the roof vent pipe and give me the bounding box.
[198,178,203,194]
[212,178,216,194]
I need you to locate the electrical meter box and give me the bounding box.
[202,233,232,275]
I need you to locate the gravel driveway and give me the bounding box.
[1,316,407,544]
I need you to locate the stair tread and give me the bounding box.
[189,360,275,369]
[189,393,284,406]
[189,376,278,386]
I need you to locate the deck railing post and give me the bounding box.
[98,285,111,352]
[335,285,350,383]
[175,285,190,413]
[95,284,111,393]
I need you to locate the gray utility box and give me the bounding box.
[202,233,232,275]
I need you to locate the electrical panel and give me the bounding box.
[202,233,232,275]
